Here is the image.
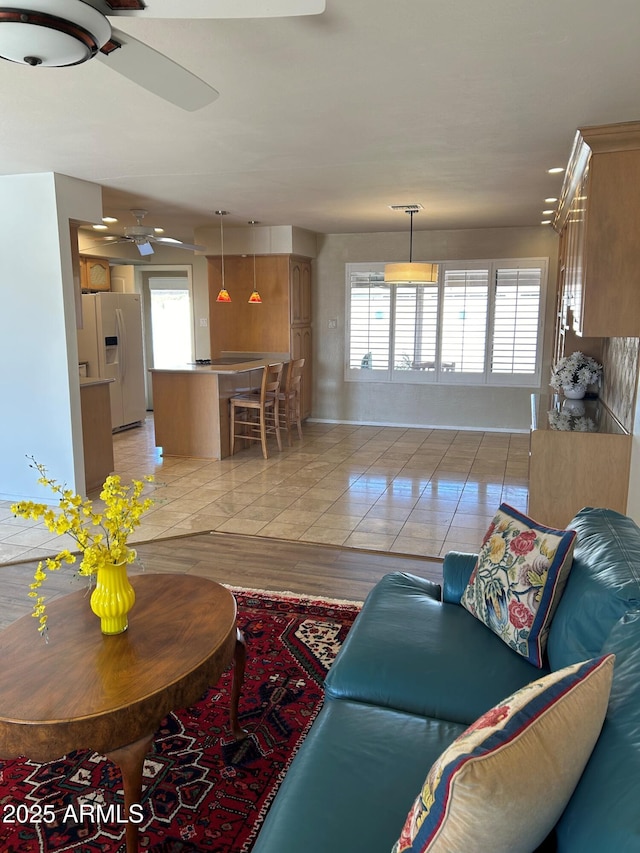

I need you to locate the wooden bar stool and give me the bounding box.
[229,362,284,459]
[277,358,305,445]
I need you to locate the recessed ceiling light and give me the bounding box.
[102,216,118,223]
[541,220,552,225]
[92,224,108,230]
[154,227,165,234]
[542,209,555,215]
[547,167,564,174]
[545,197,558,203]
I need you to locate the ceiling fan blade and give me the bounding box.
[98,28,219,111]
[81,238,127,250]
[110,0,326,19]
[155,237,207,251]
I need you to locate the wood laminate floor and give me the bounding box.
[0,530,445,632]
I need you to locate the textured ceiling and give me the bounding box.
[2,0,640,241]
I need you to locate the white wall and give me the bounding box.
[313,226,559,431]
[0,173,102,501]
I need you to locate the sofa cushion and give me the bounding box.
[392,654,614,853]
[251,698,466,853]
[547,507,640,671]
[460,503,576,666]
[325,572,546,726]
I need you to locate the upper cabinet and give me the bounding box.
[80,256,111,292]
[554,121,640,337]
[290,257,311,326]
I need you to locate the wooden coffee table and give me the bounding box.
[0,573,246,853]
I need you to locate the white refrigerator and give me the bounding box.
[77,293,146,431]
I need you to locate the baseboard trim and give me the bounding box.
[306,417,529,434]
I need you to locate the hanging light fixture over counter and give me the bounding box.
[248,220,262,303]
[215,210,231,302]
[385,205,438,284]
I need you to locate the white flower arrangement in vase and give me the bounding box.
[550,351,603,395]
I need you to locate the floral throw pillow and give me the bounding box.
[460,503,576,667]
[391,655,614,853]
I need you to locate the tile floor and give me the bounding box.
[0,417,530,565]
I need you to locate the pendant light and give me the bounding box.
[384,207,438,283]
[215,210,231,302]
[248,220,262,303]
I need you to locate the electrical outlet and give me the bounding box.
[328,318,338,329]
[199,318,208,327]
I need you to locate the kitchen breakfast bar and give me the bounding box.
[150,356,287,460]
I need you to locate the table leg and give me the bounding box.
[230,627,248,739]
[106,733,154,853]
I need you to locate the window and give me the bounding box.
[346,258,547,386]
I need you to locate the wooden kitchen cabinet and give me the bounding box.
[208,254,312,418]
[290,257,311,325]
[80,379,114,493]
[80,256,111,292]
[553,121,640,337]
[291,324,312,419]
[528,394,631,529]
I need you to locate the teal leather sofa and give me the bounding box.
[251,507,640,852]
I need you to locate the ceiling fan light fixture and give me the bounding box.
[384,206,438,284]
[0,1,111,67]
[136,241,154,256]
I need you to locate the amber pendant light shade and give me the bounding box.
[215,210,231,302]
[248,219,262,304]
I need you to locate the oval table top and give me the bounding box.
[0,573,237,761]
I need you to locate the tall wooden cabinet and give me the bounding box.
[535,121,640,528]
[289,257,312,418]
[553,121,640,338]
[208,254,312,418]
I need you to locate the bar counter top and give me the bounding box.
[149,353,290,376]
[79,376,115,387]
[149,359,266,375]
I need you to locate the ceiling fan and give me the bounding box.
[0,0,326,110]
[86,208,206,256]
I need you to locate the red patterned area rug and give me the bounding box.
[0,587,361,853]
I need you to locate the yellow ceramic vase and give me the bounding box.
[90,562,136,635]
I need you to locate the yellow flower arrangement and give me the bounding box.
[11,459,154,636]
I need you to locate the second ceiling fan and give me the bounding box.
[88,208,205,256]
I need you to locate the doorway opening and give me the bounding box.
[149,278,194,367]
[140,268,195,408]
